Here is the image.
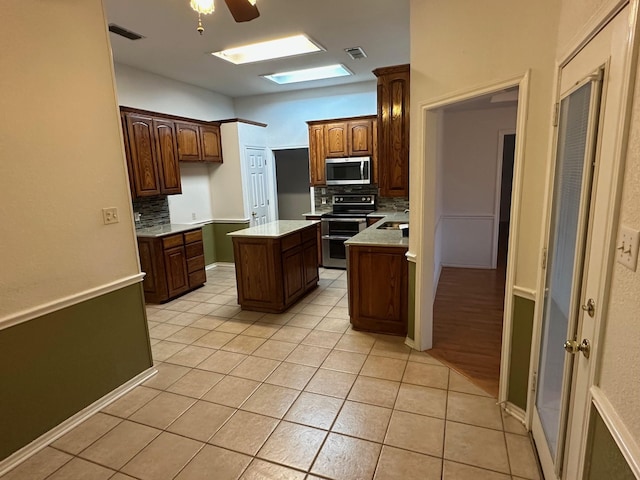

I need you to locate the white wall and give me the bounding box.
[234,82,377,148]
[439,106,517,268]
[113,63,236,224]
[211,122,268,221]
[0,1,139,317]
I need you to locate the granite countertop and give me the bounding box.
[302,210,330,217]
[345,212,410,247]
[135,223,204,238]
[227,220,319,239]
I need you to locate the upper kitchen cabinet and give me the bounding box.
[374,64,410,198]
[199,125,223,163]
[307,115,377,186]
[176,122,223,163]
[308,124,326,186]
[122,109,182,198]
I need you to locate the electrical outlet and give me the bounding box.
[616,225,639,271]
[191,212,197,220]
[321,198,327,205]
[102,207,119,225]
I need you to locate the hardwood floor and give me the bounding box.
[428,223,509,397]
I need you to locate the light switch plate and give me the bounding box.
[617,225,639,271]
[102,207,119,225]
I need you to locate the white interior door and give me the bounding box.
[532,8,630,479]
[246,147,270,226]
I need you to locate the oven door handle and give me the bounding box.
[322,235,352,241]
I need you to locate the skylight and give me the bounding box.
[262,64,352,85]
[211,34,323,65]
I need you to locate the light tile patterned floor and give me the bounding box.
[2,267,542,480]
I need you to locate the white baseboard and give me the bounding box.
[503,401,527,424]
[0,366,157,476]
[404,337,417,350]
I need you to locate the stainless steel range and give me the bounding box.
[321,194,376,269]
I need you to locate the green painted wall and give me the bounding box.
[585,406,635,480]
[201,223,216,266]
[0,283,152,460]
[214,222,250,263]
[408,261,416,341]
[508,295,535,410]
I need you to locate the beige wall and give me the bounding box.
[409,0,560,348]
[0,0,140,318]
[556,0,611,52]
[598,60,640,444]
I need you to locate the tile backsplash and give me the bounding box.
[314,185,409,212]
[132,195,170,230]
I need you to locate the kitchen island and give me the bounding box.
[228,220,320,313]
[345,212,409,335]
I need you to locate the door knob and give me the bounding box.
[563,339,591,359]
[251,212,257,218]
[581,298,595,317]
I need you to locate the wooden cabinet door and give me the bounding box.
[125,113,161,197]
[153,119,182,195]
[199,125,223,163]
[324,122,348,157]
[347,119,373,156]
[164,245,189,298]
[308,124,326,186]
[175,122,201,161]
[349,245,408,335]
[375,65,410,197]
[302,239,319,288]
[282,246,305,304]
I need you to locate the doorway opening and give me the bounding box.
[428,88,519,397]
[273,148,311,220]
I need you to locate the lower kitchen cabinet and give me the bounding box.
[348,244,408,335]
[138,228,206,303]
[231,223,318,313]
[304,215,323,267]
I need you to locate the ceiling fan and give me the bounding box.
[191,0,260,34]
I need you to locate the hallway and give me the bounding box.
[2,267,537,480]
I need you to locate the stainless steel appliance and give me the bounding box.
[325,157,371,185]
[321,194,376,268]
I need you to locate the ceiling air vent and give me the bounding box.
[344,47,367,60]
[108,24,145,41]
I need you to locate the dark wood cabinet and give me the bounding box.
[231,224,319,313]
[307,115,376,186]
[175,122,202,161]
[125,113,162,197]
[199,125,223,163]
[153,119,182,195]
[373,64,410,198]
[308,124,326,186]
[348,244,408,335]
[176,122,223,163]
[304,216,323,267]
[324,122,349,157]
[137,228,206,303]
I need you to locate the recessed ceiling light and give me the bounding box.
[211,34,324,65]
[262,64,353,85]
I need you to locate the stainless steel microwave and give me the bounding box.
[325,157,371,185]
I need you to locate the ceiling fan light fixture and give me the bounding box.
[248,0,257,5]
[262,64,352,85]
[211,34,324,64]
[190,0,215,14]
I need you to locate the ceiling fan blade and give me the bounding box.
[223,0,260,22]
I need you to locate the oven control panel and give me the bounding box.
[332,194,375,205]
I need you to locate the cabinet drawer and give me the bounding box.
[189,269,207,287]
[184,229,203,244]
[162,234,184,249]
[301,226,317,243]
[187,255,205,273]
[281,232,301,252]
[185,241,204,259]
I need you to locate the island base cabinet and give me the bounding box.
[348,245,408,336]
[232,225,319,313]
[137,228,206,303]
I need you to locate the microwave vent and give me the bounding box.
[108,24,145,41]
[344,46,367,60]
